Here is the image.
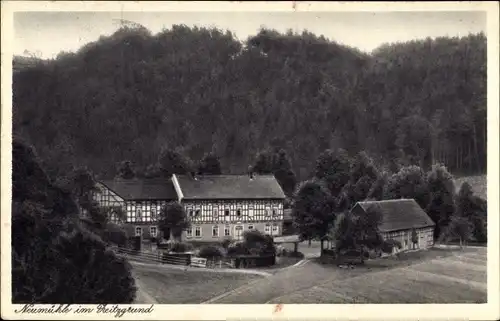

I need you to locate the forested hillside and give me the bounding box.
[12,26,487,181]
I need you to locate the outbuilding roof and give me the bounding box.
[353,199,435,233]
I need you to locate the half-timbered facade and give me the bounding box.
[93,179,178,239]
[172,173,286,241]
[351,199,436,254]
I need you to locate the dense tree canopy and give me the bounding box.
[252,148,297,196]
[12,139,136,303]
[13,26,486,182]
[198,152,222,175]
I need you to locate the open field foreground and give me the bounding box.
[131,246,486,304]
[270,247,487,304]
[132,263,262,304]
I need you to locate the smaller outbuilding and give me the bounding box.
[351,199,436,253]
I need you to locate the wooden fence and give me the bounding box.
[114,247,234,269]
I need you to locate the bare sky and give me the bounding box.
[14,11,486,58]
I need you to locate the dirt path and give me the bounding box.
[269,248,487,304]
[205,247,486,304]
[132,273,159,304]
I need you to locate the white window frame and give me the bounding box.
[272,207,278,218]
[151,207,157,222]
[109,210,120,224]
[265,207,271,217]
[150,226,157,238]
[248,206,254,218]
[213,207,219,220]
[224,225,231,236]
[272,224,279,235]
[136,208,142,222]
[135,226,143,237]
[234,225,244,240]
[264,224,271,235]
[186,227,193,238]
[195,226,202,238]
[212,225,219,237]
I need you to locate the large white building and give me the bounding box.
[92,173,286,242]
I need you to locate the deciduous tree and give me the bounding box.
[197,152,222,175]
[425,164,456,239]
[116,160,136,179]
[292,179,335,252]
[158,201,191,241]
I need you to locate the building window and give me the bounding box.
[151,207,157,222]
[136,208,142,222]
[195,226,201,238]
[143,207,151,222]
[109,210,121,224]
[236,209,242,217]
[265,207,271,216]
[264,224,271,235]
[195,209,201,217]
[213,207,219,220]
[224,225,231,236]
[272,224,279,234]
[150,226,157,238]
[186,228,193,238]
[135,226,142,237]
[272,208,278,217]
[248,225,254,230]
[188,208,194,217]
[234,225,244,240]
[224,209,230,217]
[248,207,254,218]
[212,225,219,237]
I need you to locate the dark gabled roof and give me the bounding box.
[174,174,286,200]
[98,178,177,201]
[354,199,435,233]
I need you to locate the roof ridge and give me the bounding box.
[177,174,276,177]
[358,198,415,204]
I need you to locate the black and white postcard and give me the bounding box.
[1,1,499,320]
